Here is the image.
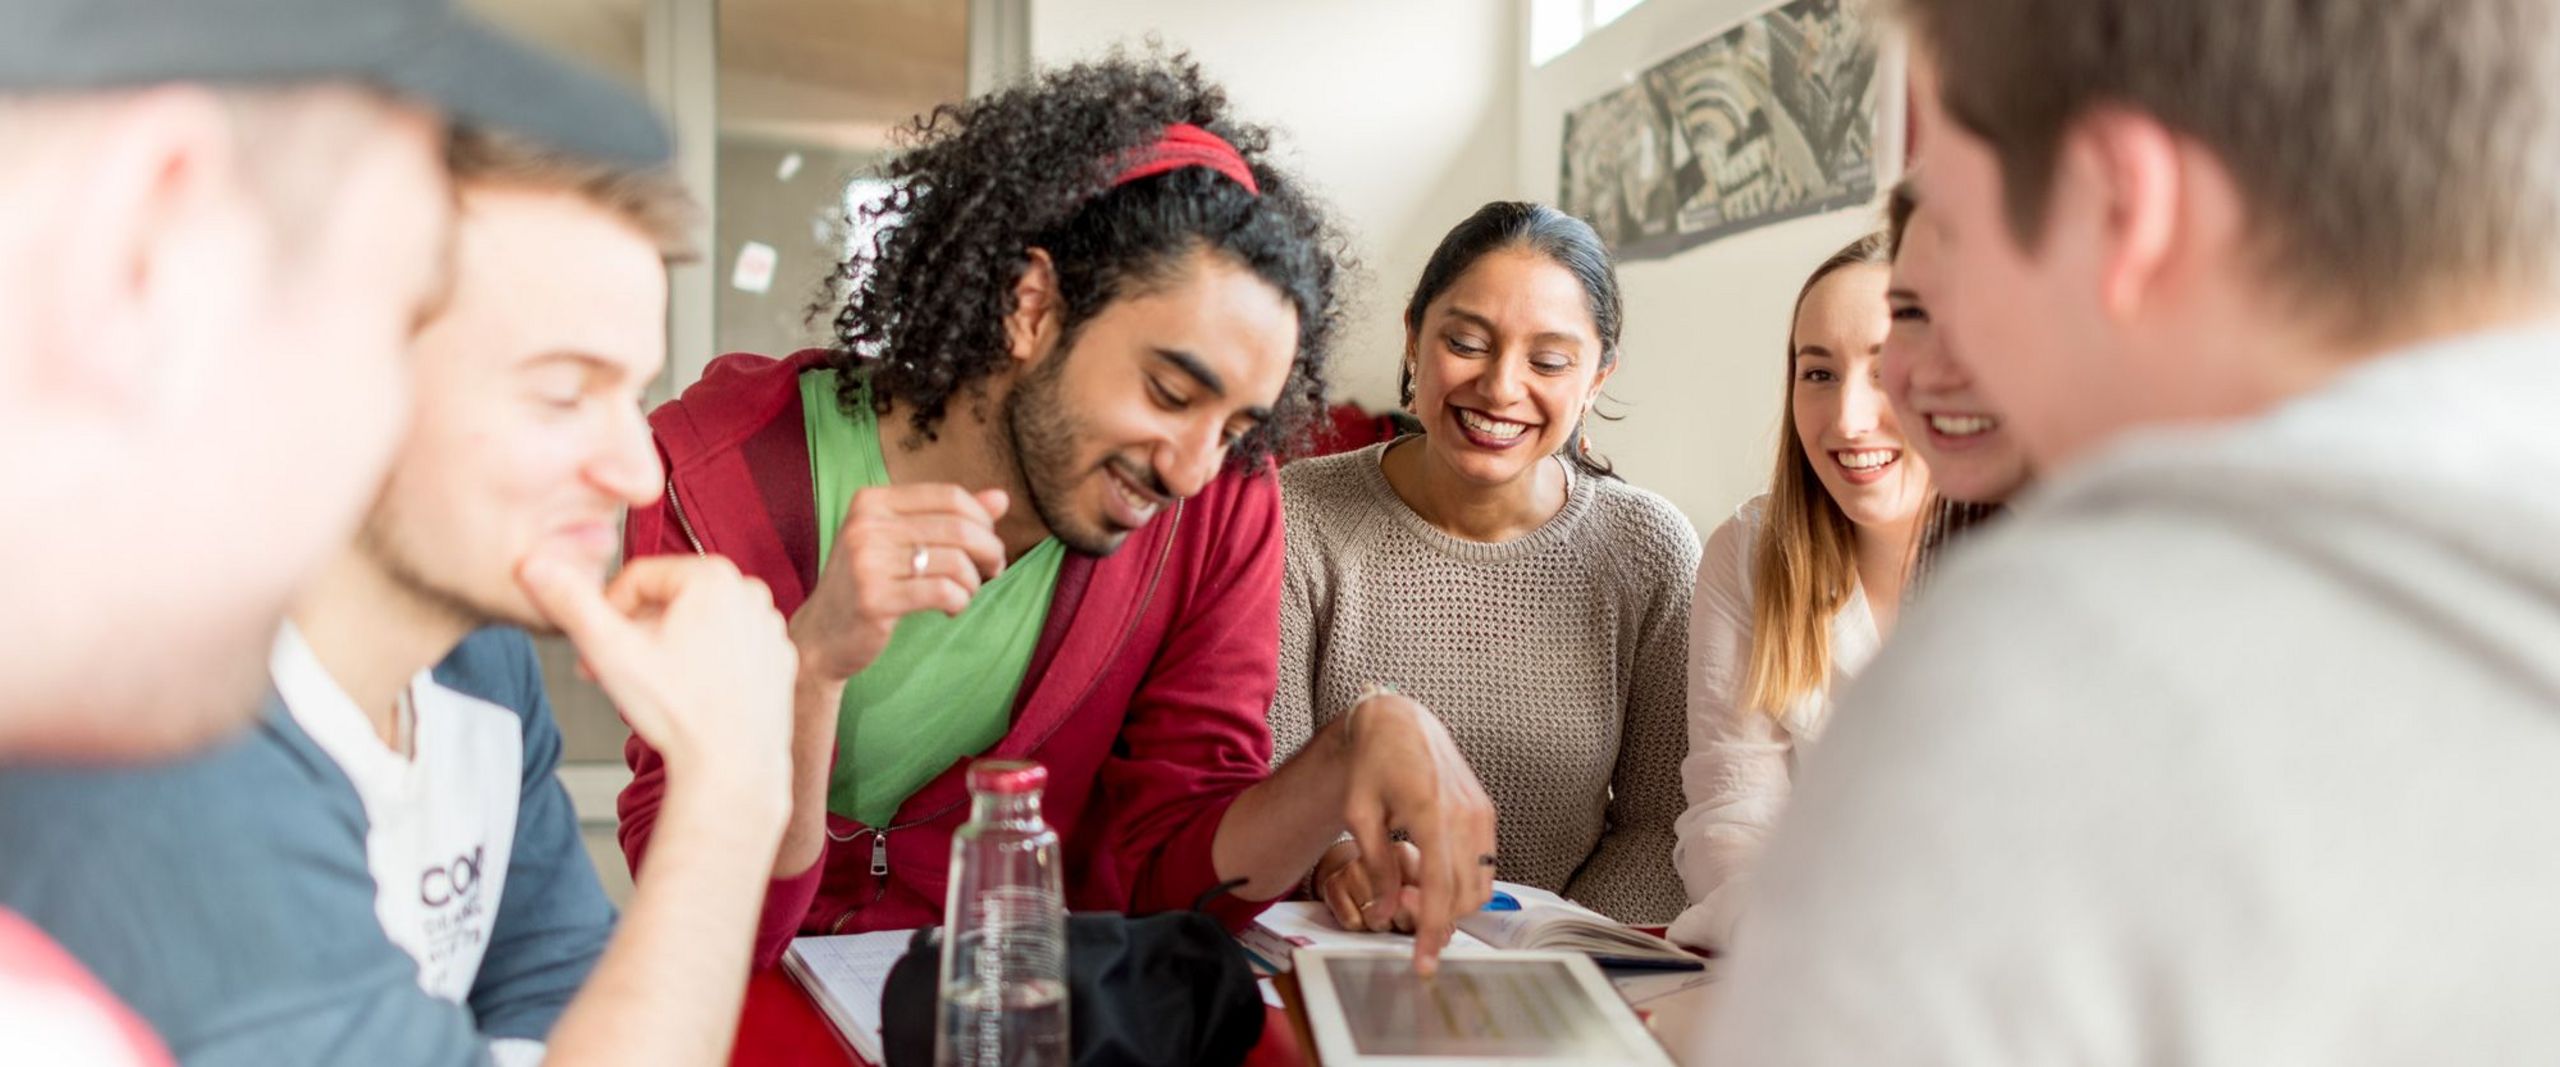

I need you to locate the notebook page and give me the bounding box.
[781,929,920,1063]
[1243,901,1493,973]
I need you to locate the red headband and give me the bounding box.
[1109,123,1261,196]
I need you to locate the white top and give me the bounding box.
[1667,496,1880,951]
[270,626,524,1013]
[1690,323,2560,1065]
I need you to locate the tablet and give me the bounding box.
[1293,947,1676,1067]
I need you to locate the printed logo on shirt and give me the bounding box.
[419,845,484,908]
[272,642,525,1007]
[416,843,494,967]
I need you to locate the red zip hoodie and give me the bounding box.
[617,350,1284,968]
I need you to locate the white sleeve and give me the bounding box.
[1669,509,1794,951]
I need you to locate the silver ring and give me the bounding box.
[909,545,930,579]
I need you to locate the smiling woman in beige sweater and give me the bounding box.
[1271,202,1698,927]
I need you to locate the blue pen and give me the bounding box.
[1483,891,1521,912]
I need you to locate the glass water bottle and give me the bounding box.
[934,759,1070,1067]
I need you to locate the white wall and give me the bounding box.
[1030,1,1520,408]
[1520,0,1893,529]
[1030,1,1893,530]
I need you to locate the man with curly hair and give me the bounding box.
[617,54,1501,973]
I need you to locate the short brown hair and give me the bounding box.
[1884,176,1918,259]
[447,127,697,263]
[1897,0,2560,337]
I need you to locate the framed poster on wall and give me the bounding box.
[1558,0,1895,261]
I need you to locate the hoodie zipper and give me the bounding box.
[825,499,1184,934]
[664,478,707,555]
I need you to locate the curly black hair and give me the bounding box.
[823,50,1352,470]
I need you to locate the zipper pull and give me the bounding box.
[869,830,890,877]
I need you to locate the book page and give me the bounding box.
[781,929,920,1063]
[1517,915,1690,958]
[1243,902,1494,973]
[1450,905,1543,949]
[1490,880,1574,910]
[1453,883,1693,960]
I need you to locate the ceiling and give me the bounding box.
[469,0,970,151]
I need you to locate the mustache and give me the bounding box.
[1106,455,1172,501]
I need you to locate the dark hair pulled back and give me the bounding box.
[1399,201,1623,477]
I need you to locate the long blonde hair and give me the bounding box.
[1741,233,1893,718]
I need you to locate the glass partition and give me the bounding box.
[462,0,993,901]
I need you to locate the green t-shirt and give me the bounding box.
[802,371,1065,826]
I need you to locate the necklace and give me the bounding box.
[393,686,417,759]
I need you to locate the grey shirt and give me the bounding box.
[1696,323,2560,1064]
[1273,442,1701,924]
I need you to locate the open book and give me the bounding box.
[1241,880,1697,972]
[1453,882,1695,965]
[779,928,919,1065]
[1238,901,1489,972]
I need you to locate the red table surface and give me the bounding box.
[729,926,1679,1066]
[729,967,1305,1067]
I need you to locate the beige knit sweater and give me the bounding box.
[1271,441,1701,924]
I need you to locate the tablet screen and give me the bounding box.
[1319,955,1650,1058]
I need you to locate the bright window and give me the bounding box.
[1533,0,1654,66]
[834,178,902,357]
[1592,0,1647,27]
[842,178,899,257]
[1530,0,1585,66]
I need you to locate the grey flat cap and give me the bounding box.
[0,0,670,165]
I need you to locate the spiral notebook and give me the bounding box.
[780,929,919,1064]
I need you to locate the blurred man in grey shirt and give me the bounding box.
[1697,1,2560,1063]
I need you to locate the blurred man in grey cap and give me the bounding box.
[0,0,666,758]
[0,2,794,1065]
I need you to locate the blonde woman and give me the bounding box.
[1669,234,1930,951]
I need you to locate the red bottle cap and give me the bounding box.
[966,759,1047,796]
